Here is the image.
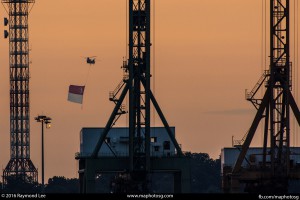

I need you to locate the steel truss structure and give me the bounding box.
[223,0,300,193]
[78,0,190,193]
[2,0,37,184]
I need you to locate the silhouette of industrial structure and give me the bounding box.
[76,0,190,193]
[3,0,299,194]
[2,0,38,184]
[222,0,300,193]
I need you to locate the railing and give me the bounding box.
[109,92,114,101]
[120,104,126,113]
[233,129,250,147]
[245,70,269,101]
[123,73,129,81]
[233,140,243,147]
[75,151,177,158]
[109,80,126,102]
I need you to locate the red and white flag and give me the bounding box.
[68,85,85,104]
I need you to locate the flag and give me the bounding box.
[68,85,85,104]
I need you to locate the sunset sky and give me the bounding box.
[0,0,299,183]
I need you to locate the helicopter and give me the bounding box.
[83,56,97,65]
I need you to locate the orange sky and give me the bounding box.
[0,0,299,183]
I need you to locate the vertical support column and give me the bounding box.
[128,0,150,174]
[2,0,37,184]
[128,0,134,172]
[270,0,275,175]
[285,0,290,176]
[41,120,45,189]
[227,0,294,193]
[269,0,290,176]
[145,0,151,172]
